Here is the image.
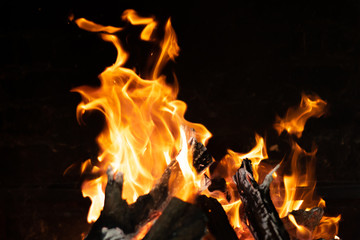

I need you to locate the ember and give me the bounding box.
[71,9,341,240]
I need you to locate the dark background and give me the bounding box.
[1,0,359,239]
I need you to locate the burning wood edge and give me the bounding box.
[233,159,291,240]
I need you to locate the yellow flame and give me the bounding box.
[74,18,123,33]
[81,176,106,222]
[227,133,268,181]
[271,94,340,239]
[73,10,210,222]
[274,93,327,138]
[288,214,312,240]
[206,134,268,239]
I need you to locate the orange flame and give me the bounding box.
[274,93,327,138]
[207,134,268,239]
[207,93,339,239]
[227,133,268,182]
[72,10,340,239]
[73,10,210,223]
[271,94,340,239]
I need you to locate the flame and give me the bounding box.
[133,211,161,240]
[288,214,312,240]
[274,93,327,138]
[72,9,340,239]
[73,10,210,223]
[206,134,268,239]
[275,142,318,218]
[313,215,341,240]
[227,133,268,182]
[271,93,340,239]
[81,176,106,222]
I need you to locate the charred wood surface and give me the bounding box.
[282,207,324,240]
[233,159,290,240]
[85,160,176,240]
[143,197,207,240]
[196,195,238,240]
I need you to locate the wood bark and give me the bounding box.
[233,158,290,240]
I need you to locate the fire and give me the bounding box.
[272,94,340,238]
[71,9,340,239]
[73,10,210,223]
[207,134,268,239]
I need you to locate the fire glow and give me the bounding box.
[71,10,340,239]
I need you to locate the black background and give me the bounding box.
[1,0,359,239]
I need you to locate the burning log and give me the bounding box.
[85,159,176,240]
[282,207,324,240]
[233,159,290,240]
[143,197,207,240]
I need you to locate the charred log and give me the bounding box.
[196,195,238,240]
[233,159,290,240]
[282,207,324,240]
[85,160,176,240]
[143,197,207,240]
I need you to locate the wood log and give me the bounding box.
[196,195,238,240]
[85,160,177,240]
[282,207,324,240]
[233,159,290,240]
[143,197,207,240]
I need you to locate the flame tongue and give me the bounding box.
[74,10,210,223]
[274,93,327,138]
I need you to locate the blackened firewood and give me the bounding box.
[85,168,132,240]
[143,197,207,240]
[233,159,290,240]
[190,138,213,173]
[196,195,238,240]
[289,207,324,231]
[282,207,324,239]
[85,160,177,240]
